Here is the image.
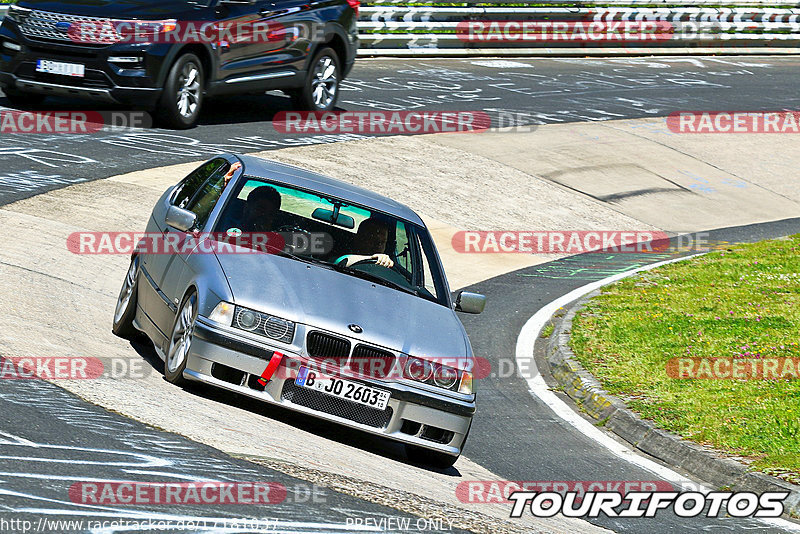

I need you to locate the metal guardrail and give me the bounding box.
[0,4,797,57]
[358,2,800,55]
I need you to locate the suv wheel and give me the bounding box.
[3,87,45,109]
[290,47,340,111]
[157,54,204,129]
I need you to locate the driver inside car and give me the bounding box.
[226,185,282,233]
[335,217,395,268]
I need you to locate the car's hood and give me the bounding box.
[18,0,207,19]
[215,253,468,359]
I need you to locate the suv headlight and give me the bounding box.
[7,5,32,23]
[232,305,295,344]
[404,356,470,393]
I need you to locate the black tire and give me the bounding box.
[164,290,198,385]
[405,444,460,469]
[112,257,140,340]
[3,87,45,109]
[290,47,340,112]
[156,53,204,129]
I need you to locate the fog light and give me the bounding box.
[2,41,21,51]
[108,56,142,64]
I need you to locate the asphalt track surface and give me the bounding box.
[2,56,800,533]
[2,55,800,204]
[0,377,444,534]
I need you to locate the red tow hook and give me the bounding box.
[257,351,284,386]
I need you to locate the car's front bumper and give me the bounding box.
[188,317,475,458]
[0,21,168,107]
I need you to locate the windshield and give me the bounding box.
[214,176,449,306]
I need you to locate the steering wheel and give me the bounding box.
[278,225,313,254]
[350,257,380,267]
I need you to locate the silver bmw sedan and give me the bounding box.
[112,153,485,468]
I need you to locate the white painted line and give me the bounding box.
[515,254,800,531]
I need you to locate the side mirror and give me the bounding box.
[165,205,197,233]
[453,291,486,314]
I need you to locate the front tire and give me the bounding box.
[157,54,204,129]
[164,291,197,385]
[112,257,139,340]
[290,47,340,111]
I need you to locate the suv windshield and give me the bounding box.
[214,176,449,306]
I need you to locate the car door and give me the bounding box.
[215,0,316,83]
[140,158,230,337]
[158,165,231,330]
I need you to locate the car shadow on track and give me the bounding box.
[128,337,462,476]
[0,92,347,129]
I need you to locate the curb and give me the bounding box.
[543,290,800,519]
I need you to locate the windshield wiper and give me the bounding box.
[273,249,334,269]
[333,264,420,297]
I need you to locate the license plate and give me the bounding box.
[295,367,391,410]
[36,60,85,78]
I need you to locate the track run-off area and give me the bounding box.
[1,56,800,533]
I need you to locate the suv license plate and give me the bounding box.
[36,60,85,78]
[295,367,390,410]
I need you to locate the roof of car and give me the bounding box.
[237,154,424,226]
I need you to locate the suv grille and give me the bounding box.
[349,344,397,379]
[306,331,350,362]
[20,10,119,46]
[281,381,393,428]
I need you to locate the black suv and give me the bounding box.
[0,0,359,128]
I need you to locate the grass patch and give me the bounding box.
[540,323,555,338]
[569,235,800,481]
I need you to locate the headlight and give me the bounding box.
[433,364,459,389]
[236,309,259,331]
[404,356,465,392]
[232,305,294,344]
[7,5,31,23]
[114,19,177,35]
[405,357,433,382]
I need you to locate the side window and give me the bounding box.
[185,162,230,227]
[173,159,227,209]
[394,222,411,272]
[413,231,441,300]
